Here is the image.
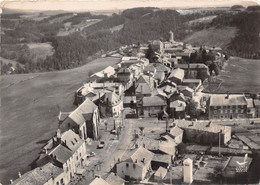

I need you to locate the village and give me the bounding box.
[10,31,260,185]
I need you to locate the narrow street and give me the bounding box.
[71,119,133,185]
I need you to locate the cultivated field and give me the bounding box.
[0,57,120,184]
[183,26,238,48]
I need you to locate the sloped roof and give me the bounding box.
[103,91,120,105]
[209,94,247,106]
[49,144,73,164]
[178,86,194,93]
[136,83,152,95]
[170,100,186,111]
[144,63,170,73]
[105,173,125,185]
[117,67,131,74]
[68,98,97,126]
[61,129,84,152]
[168,68,184,80]
[154,167,167,178]
[143,96,166,107]
[175,120,231,134]
[58,112,71,122]
[152,153,171,164]
[169,126,184,137]
[13,163,63,185]
[90,178,111,185]
[153,71,165,81]
[122,146,154,168]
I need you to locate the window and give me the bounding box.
[60,179,64,185]
[126,163,129,167]
[214,110,217,114]
[56,182,59,185]
[74,138,78,142]
[71,141,74,145]
[133,164,136,168]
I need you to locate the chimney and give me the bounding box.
[45,148,48,154]
[57,129,61,139]
[18,172,21,178]
[140,85,143,94]
[225,92,229,99]
[143,143,145,148]
[10,179,13,184]
[142,158,145,163]
[207,121,212,127]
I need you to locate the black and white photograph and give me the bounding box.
[0,0,260,184]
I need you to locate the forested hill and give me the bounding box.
[1,7,259,75]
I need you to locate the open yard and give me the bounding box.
[205,57,260,93]
[0,57,120,184]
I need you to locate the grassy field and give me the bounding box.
[0,57,120,184]
[183,26,238,48]
[205,57,260,93]
[27,42,54,60]
[216,57,260,93]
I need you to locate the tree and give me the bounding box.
[185,99,200,119]
[145,44,155,63]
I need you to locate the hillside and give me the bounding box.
[183,26,238,49]
[0,57,120,185]
[183,9,260,58]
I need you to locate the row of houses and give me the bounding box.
[207,94,260,120]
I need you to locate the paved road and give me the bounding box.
[71,119,133,185]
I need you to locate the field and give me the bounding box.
[183,26,238,48]
[187,15,217,25]
[0,57,120,184]
[205,57,260,93]
[27,42,54,60]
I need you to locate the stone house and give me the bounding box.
[60,98,100,140]
[117,147,154,181]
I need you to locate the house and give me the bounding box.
[208,94,248,120]
[90,66,115,79]
[151,154,172,170]
[182,79,202,91]
[175,120,231,145]
[143,63,171,77]
[140,96,167,117]
[170,100,186,119]
[89,177,111,185]
[178,86,194,98]
[153,71,166,83]
[105,172,125,185]
[168,126,184,144]
[246,98,255,118]
[36,129,87,183]
[135,75,156,97]
[171,52,191,62]
[169,92,186,103]
[101,90,123,117]
[12,162,65,185]
[123,96,136,108]
[117,68,134,83]
[141,136,176,156]
[116,146,154,181]
[168,68,185,85]
[61,98,100,140]
[154,167,168,181]
[253,99,260,118]
[174,63,209,79]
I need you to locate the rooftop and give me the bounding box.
[209,94,247,106]
[68,98,98,126]
[48,144,73,164]
[246,98,254,108]
[168,68,185,80]
[154,167,167,178]
[143,96,166,107]
[105,173,125,185]
[122,146,154,168]
[182,79,201,83]
[175,63,208,69]
[169,126,184,137]
[254,99,260,106]
[13,162,63,185]
[89,177,111,185]
[175,120,231,134]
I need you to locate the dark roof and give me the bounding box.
[182,79,201,84]
[49,144,73,164]
[13,162,63,185]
